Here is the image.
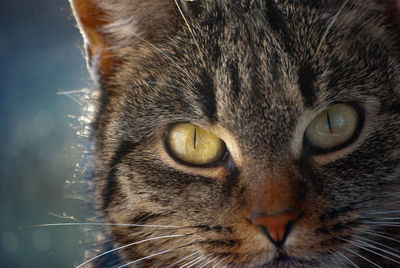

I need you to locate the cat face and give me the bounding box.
[71,0,400,267]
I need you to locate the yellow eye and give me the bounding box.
[305,104,359,150]
[167,123,225,165]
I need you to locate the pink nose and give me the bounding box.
[251,211,300,247]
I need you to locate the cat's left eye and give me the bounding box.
[166,123,226,165]
[305,103,360,151]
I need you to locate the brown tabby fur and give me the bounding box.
[70,0,400,267]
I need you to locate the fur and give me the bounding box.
[70,0,400,267]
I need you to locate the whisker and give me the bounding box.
[116,242,203,268]
[117,248,178,268]
[365,225,400,227]
[363,221,400,227]
[343,246,382,268]
[316,0,350,54]
[198,256,220,268]
[354,241,400,265]
[351,240,400,265]
[174,0,206,68]
[329,250,347,267]
[182,255,208,268]
[180,255,204,268]
[360,230,400,244]
[335,251,359,268]
[30,222,197,229]
[76,234,189,268]
[336,252,359,268]
[57,88,93,106]
[342,237,400,267]
[165,252,199,268]
[190,255,212,268]
[211,256,229,268]
[365,210,400,215]
[354,235,400,254]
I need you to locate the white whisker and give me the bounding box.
[343,246,382,268]
[31,222,193,229]
[184,255,208,268]
[330,251,347,267]
[366,225,400,227]
[360,230,400,244]
[316,0,350,54]
[198,256,220,268]
[364,221,400,224]
[180,255,205,268]
[211,256,228,268]
[336,251,359,268]
[363,221,400,227]
[76,234,187,268]
[115,242,202,268]
[165,252,199,268]
[366,210,400,215]
[354,235,400,254]
[179,256,202,268]
[351,240,400,265]
[57,88,93,106]
[116,248,177,268]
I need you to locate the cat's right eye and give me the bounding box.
[305,103,360,151]
[166,123,226,166]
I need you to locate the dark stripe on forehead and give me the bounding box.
[228,60,240,97]
[196,70,218,122]
[298,64,317,107]
[102,141,139,210]
[264,0,292,54]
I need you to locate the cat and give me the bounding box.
[69,0,400,267]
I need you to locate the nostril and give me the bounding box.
[285,219,296,237]
[250,211,302,247]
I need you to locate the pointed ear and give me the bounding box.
[69,0,178,83]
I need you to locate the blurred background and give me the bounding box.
[0,0,95,267]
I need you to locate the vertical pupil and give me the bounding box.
[193,128,197,149]
[326,112,332,134]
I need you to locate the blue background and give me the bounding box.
[0,0,95,267]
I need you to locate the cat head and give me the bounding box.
[70,0,400,266]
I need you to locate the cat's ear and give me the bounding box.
[69,0,178,83]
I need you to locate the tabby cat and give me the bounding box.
[70,0,400,267]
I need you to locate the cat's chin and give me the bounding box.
[258,254,319,268]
